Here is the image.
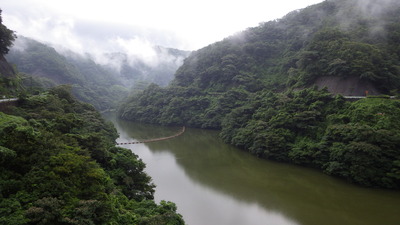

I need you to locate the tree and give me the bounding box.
[0,9,16,55]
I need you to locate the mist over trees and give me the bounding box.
[0,8,185,225]
[119,0,400,188]
[5,36,190,111]
[1,1,400,224]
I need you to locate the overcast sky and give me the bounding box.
[2,0,324,53]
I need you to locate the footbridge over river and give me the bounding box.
[117,126,185,145]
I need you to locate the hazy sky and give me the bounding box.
[2,0,324,52]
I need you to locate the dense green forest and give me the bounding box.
[5,37,129,111]
[0,86,184,224]
[119,0,400,188]
[0,10,184,224]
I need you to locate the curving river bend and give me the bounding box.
[106,114,400,225]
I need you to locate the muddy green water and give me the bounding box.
[107,115,400,225]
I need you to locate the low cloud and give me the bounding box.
[354,0,399,16]
[327,0,400,39]
[3,5,188,72]
[112,37,159,67]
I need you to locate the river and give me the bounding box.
[106,114,400,225]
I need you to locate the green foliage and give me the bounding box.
[294,28,400,90]
[119,84,252,129]
[222,92,400,188]
[319,99,400,187]
[106,147,155,201]
[0,88,184,224]
[0,9,16,55]
[120,81,400,188]
[6,36,129,111]
[0,74,25,97]
[118,0,400,189]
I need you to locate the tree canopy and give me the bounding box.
[118,0,400,189]
[0,87,184,224]
[0,9,16,55]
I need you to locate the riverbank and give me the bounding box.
[107,114,400,225]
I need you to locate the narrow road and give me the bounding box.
[343,96,366,99]
[0,98,18,103]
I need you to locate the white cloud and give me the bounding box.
[112,37,158,66]
[2,0,328,79]
[2,0,324,50]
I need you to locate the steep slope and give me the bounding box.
[170,0,400,94]
[6,37,127,110]
[0,13,185,224]
[0,87,184,224]
[120,0,400,127]
[119,0,400,189]
[6,36,190,110]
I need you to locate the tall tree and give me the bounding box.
[0,9,16,55]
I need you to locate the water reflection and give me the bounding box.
[109,115,400,225]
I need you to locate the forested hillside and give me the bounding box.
[6,36,190,111]
[0,11,184,224]
[0,87,184,224]
[5,37,128,111]
[119,0,400,188]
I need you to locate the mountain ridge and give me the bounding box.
[118,0,400,189]
[5,36,190,110]
[0,11,185,224]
